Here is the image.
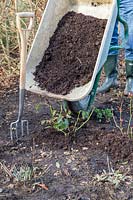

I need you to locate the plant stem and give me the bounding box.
[119,101,123,130]
[73,111,81,132]
[130,127,133,139]
[127,98,133,135]
[75,108,94,132]
[112,109,123,134]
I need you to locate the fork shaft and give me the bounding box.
[18,88,25,121]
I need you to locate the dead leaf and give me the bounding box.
[36,183,48,191]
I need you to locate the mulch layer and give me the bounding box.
[34,11,107,95]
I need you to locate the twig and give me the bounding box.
[112,108,123,134]
[76,107,95,132]
[127,98,133,135]
[73,110,81,132]
[107,155,114,174]
[76,57,82,65]
[0,162,13,178]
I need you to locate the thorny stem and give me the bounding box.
[130,127,133,139]
[119,101,123,130]
[75,108,95,132]
[73,110,81,133]
[112,97,133,137]
[127,98,133,136]
[112,109,123,134]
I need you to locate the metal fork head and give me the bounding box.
[10,119,29,141]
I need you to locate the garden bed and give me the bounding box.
[0,60,133,199]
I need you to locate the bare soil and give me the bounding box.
[0,52,133,199]
[34,11,107,95]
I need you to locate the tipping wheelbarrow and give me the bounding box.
[10,0,128,139]
[26,0,118,110]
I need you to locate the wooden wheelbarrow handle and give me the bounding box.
[16,12,34,90]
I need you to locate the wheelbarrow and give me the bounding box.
[25,0,121,111]
[10,0,128,139]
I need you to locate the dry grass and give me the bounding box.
[0,0,47,86]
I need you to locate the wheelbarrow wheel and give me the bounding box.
[66,95,91,114]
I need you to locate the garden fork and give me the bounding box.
[10,12,34,140]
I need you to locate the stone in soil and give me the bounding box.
[34,11,107,95]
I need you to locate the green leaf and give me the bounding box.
[54,118,69,132]
[81,111,90,120]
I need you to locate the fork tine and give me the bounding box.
[15,122,19,140]
[10,123,14,141]
[21,120,24,137]
[10,120,29,140]
[10,122,18,141]
[21,120,28,136]
[25,120,29,135]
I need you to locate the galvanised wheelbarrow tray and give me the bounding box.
[26,0,117,106]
